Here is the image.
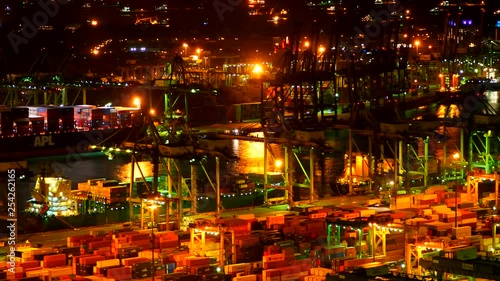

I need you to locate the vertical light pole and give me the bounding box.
[149,204,157,281]
[183,43,188,56]
[252,64,264,119]
[196,49,202,72]
[413,40,420,92]
[414,40,420,57]
[453,153,460,229]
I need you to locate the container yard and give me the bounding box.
[3,183,500,281]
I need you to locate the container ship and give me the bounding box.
[0,105,145,161]
[18,175,286,233]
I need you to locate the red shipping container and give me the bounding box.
[94,249,108,256]
[44,260,66,268]
[68,235,92,243]
[279,266,301,275]
[73,254,96,265]
[158,236,179,242]
[24,267,43,272]
[44,254,66,263]
[263,260,287,269]
[80,255,105,265]
[128,233,150,242]
[20,261,39,269]
[107,266,132,280]
[159,240,178,249]
[155,231,179,240]
[185,257,210,267]
[130,239,151,248]
[264,245,281,255]
[119,231,141,238]
[89,241,111,249]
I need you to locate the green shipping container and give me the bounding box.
[275,240,294,248]
[456,247,477,260]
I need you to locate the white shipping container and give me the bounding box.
[48,266,73,277]
[359,209,376,217]
[233,275,258,281]
[310,268,333,277]
[304,276,326,281]
[25,269,49,278]
[225,263,252,274]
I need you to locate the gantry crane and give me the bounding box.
[159,54,217,122]
[125,105,237,230]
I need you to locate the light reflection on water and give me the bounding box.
[115,160,154,183]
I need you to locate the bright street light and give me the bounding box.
[253,64,263,74]
[253,64,264,119]
[183,43,188,55]
[133,97,141,108]
[275,159,283,172]
[414,40,420,55]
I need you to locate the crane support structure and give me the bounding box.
[189,227,236,267]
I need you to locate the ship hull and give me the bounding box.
[0,127,140,161]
